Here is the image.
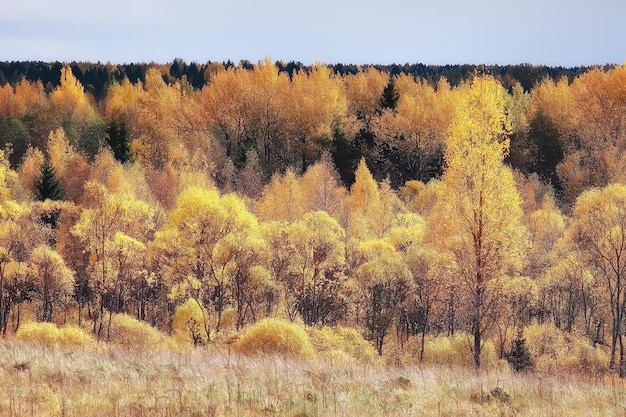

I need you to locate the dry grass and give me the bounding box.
[0,338,624,417]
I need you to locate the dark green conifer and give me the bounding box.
[378,75,400,111]
[35,157,64,201]
[105,120,133,163]
[505,333,534,372]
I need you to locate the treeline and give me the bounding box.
[1,60,626,374]
[0,59,594,101]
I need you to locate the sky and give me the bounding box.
[1,0,625,67]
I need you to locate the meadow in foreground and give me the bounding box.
[0,335,623,417]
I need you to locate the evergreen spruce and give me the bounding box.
[505,334,534,372]
[35,157,64,201]
[105,120,133,163]
[378,75,400,111]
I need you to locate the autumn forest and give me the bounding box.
[1,58,626,390]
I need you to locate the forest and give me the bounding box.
[0,58,626,383]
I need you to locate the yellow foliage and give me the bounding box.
[172,298,209,346]
[0,148,19,207]
[256,169,305,222]
[49,66,97,124]
[234,318,315,360]
[300,154,348,223]
[19,146,44,193]
[344,67,387,131]
[58,325,96,350]
[386,212,425,251]
[16,321,59,347]
[423,333,498,368]
[309,326,380,364]
[524,322,609,375]
[16,322,95,350]
[109,314,177,351]
[219,307,238,329]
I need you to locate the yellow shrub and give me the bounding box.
[423,333,497,368]
[16,321,60,347]
[172,299,208,346]
[234,318,315,360]
[524,322,609,374]
[109,314,177,351]
[219,307,237,329]
[16,322,95,351]
[310,326,380,364]
[58,325,95,350]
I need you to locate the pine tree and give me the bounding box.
[35,157,64,201]
[378,75,400,111]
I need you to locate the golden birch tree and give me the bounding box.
[565,183,626,376]
[427,75,527,369]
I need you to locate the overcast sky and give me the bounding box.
[1,0,624,66]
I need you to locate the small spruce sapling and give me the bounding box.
[506,330,534,372]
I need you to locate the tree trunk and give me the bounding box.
[619,334,626,378]
[473,278,483,370]
[473,319,481,369]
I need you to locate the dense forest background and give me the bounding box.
[1,58,626,374]
[0,59,614,201]
[0,59,592,100]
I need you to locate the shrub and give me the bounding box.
[310,326,380,364]
[524,322,609,374]
[16,321,60,347]
[234,318,315,360]
[423,333,498,368]
[172,298,208,346]
[16,322,95,350]
[109,314,177,351]
[58,325,95,350]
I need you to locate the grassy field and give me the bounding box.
[0,339,624,417]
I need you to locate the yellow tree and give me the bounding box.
[541,248,598,336]
[212,194,272,329]
[29,245,74,323]
[246,58,290,172]
[256,168,306,223]
[569,65,626,187]
[48,66,100,153]
[343,67,388,137]
[104,77,141,130]
[347,158,383,243]
[0,199,51,333]
[0,78,45,119]
[286,64,347,171]
[71,182,154,337]
[354,239,413,355]
[565,183,626,375]
[133,67,182,168]
[372,76,454,182]
[427,75,527,369]
[386,212,439,359]
[19,146,45,193]
[0,208,39,333]
[285,211,347,325]
[105,232,147,325]
[198,67,245,159]
[299,152,349,225]
[149,187,263,336]
[46,127,92,202]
